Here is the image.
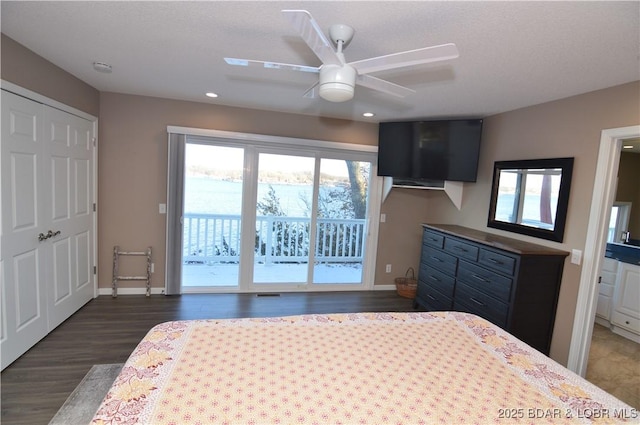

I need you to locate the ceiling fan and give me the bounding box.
[224,10,459,102]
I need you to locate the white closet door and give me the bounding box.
[1,91,49,369]
[1,90,96,370]
[44,107,94,328]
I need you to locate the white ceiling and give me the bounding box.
[2,1,639,123]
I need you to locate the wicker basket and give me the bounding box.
[395,267,418,299]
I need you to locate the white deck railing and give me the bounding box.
[183,213,365,265]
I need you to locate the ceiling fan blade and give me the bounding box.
[349,43,459,75]
[303,82,319,98]
[224,58,319,73]
[281,10,342,66]
[356,74,415,98]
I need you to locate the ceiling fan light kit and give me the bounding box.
[224,9,459,103]
[319,64,356,102]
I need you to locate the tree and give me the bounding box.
[258,162,370,263]
[256,185,309,260]
[345,160,368,219]
[256,185,285,217]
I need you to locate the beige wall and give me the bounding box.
[380,81,640,364]
[616,152,640,238]
[4,34,640,366]
[98,92,379,291]
[1,34,99,116]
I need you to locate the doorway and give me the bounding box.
[171,129,381,294]
[585,138,640,408]
[567,125,640,376]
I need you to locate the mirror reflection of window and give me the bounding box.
[495,170,519,223]
[495,168,562,229]
[488,157,573,242]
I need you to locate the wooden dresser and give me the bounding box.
[416,224,569,355]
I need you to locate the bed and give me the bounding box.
[92,312,635,424]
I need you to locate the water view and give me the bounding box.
[182,144,371,289]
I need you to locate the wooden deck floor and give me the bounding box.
[1,291,417,425]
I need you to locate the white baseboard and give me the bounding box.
[373,284,396,291]
[594,316,640,343]
[98,287,165,296]
[611,325,640,343]
[98,285,396,296]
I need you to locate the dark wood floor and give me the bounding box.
[1,291,418,425]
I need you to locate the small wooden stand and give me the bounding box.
[112,246,152,297]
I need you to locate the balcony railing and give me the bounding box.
[183,213,366,265]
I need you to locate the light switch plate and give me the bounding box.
[571,249,582,265]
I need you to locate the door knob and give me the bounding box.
[37,230,61,241]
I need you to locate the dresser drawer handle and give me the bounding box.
[487,258,503,265]
[471,273,489,283]
[453,246,468,253]
[428,237,439,242]
[469,297,485,307]
[426,294,436,301]
[428,275,441,282]
[430,256,443,263]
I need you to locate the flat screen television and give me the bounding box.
[377,119,483,182]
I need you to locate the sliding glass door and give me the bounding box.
[254,153,315,284]
[176,133,379,293]
[182,143,244,289]
[313,159,370,284]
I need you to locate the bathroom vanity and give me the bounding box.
[596,242,640,343]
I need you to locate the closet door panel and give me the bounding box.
[75,230,91,290]
[10,153,38,230]
[13,250,44,329]
[52,237,72,304]
[1,91,49,369]
[51,155,70,221]
[44,106,94,329]
[74,158,90,216]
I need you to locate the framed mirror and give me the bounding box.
[487,157,574,242]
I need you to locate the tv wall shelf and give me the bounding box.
[382,177,464,209]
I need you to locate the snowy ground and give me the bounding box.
[182,262,363,287]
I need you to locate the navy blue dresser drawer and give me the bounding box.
[444,238,479,262]
[419,265,455,298]
[457,260,512,303]
[479,248,516,276]
[417,281,453,311]
[421,246,457,276]
[454,282,509,327]
[423,230,444,249]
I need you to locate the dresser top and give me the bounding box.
[423,224,570,257]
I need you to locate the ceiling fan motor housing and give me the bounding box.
[319,64,356,102]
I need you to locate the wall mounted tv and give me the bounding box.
[377,119,483,182]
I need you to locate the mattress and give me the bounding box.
[92,312,635,424]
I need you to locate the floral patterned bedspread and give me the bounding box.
[92,312,635,424]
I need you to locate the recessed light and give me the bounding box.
[205,92,219,98]
[622,145,634,149]
[92,62,112,73]
[362,112,375,117]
